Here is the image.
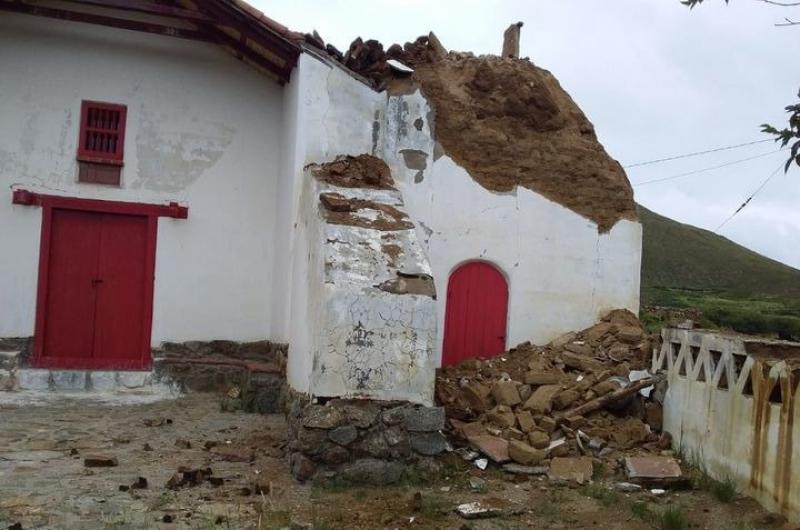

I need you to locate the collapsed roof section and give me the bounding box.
[303,32,639,233]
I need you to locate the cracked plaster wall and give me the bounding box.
[382,88,642,363]
[273,53,387,346]
[288,167,436,404]
[0,14,285,342]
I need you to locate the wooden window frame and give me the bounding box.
[77,100,127,166]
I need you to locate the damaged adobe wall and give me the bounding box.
[393,38,637,233]
[287,155,437,404]
[290,31,642,353]
[381,65,641,352]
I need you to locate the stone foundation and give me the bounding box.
[285,390,450,483]
[153,340,288,413]
[0,338,287,413]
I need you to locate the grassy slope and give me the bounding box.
[639,205,800,339]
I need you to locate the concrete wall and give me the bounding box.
[383,89,642,363]
[658,329,800,522]
[0,13,285,344]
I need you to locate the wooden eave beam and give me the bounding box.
[0,1,214,42]
[191,0,299,69]
[62,0,213,23]
[198,22,291,82]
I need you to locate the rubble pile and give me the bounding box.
[436,310,670,476]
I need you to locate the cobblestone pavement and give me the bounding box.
[0,394,307,529]
[0,394,785,530]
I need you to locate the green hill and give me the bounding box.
[638,205,800,340]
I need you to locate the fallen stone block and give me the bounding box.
[515,410,536,433]
[491,380,521,406]
[508,440,545,465]
[548,456,594,484]
[486,405,516,429]
[625,456,683,487]
[528,430,550,450]
[462,382,492,412]
[523,371,560,386]
[451,419,486,439]
[538,416,557,433]
[467,434,510,463]
[553,389,580,410]
[617,326,644,344]
[522,385,561,414]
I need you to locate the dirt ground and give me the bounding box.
[0,395,786,530]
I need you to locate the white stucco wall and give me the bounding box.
[383,89,642,364]
[284,53,642,392]
[282,52,388,392]
[0,13,285,344]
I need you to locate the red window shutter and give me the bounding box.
[77,101,127,165]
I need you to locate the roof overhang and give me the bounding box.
[0,0,302,84]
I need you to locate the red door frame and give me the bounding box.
[11,189,188,370]
[442,260,509,367]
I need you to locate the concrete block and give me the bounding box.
[16,369,51,391]
[51,370,88,391]
[89,371,117,392]
[116,371,151,389]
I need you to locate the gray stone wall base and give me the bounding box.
[285,389,451,483]
[0,338,287,413]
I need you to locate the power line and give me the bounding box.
[623,138,773,168]
[632,149,786,187]
[715,161,786,232]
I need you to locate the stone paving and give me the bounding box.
[0,394,307,529]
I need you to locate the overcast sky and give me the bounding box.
[256,0,799,268]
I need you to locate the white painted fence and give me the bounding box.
[657,329,799,521]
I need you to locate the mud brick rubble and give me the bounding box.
[435,309,675,483]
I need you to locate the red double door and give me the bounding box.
[442,262,509,366]
[35,208,154,369]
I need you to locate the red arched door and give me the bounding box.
[442,262,509,366]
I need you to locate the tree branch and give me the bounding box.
[755,0,800,6]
